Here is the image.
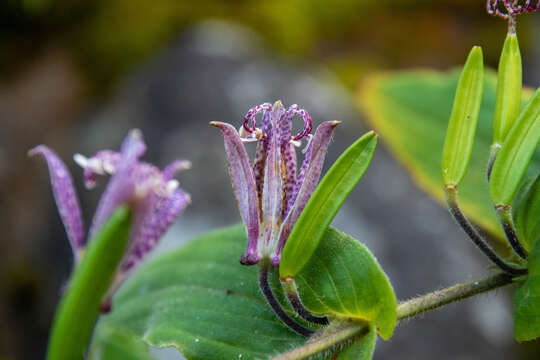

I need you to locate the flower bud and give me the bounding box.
[441,46,484,186]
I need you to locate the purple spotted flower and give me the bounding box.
[487,0,539,19]
[29,130,191,274]
[211,101,339,267]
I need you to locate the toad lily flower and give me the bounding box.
[29,130,191,274]
[211,101,339,267]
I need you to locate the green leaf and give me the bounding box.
[47,207,132,360]
[441,46,484,186]
[493,33,522,145]
[91,225,306,360]
[89,325,152,360]
[359,69,538,242]
[295,227,397,340]
[514,174,540,252]
[335,323,377,360]
[514,238,540,341]
[280,131,378,279]
[490,86,540,207]
[90,225,395,358]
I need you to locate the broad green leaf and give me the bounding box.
[295,227,397,340]
[514,174,540,252]
[91,225,306,360]
[514,238,540,341]
[490,86,540,207]
[280,131,378,278]
[335,323,377,360]
[359,69,538,242]
[89,325,152,360]
[441,46,484,186]
[493,33,522,145]
[90,225,394,358]
[47,207,132,360]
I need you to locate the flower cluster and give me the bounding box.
[30,130,190,274]
[487,0,540,19]
[212,101,339,267]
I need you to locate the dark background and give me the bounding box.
[1,0,540,359]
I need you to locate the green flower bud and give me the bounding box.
[493,33,522,145]
[490,87,540,206]
[441,46,484,186]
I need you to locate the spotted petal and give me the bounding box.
[122,189,190,271]
[88,130,146,240]
[29,145,85,258]
[211,121,260,265]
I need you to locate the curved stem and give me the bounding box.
[259,261,314,337]
[281,278,329,325]
[445,185,526,275]
[495,205,528,259]
[272,272,517,360]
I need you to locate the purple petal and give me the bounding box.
[279,108,297,218]
[252,109,271,208]
[162,160,191,181]
[211,121,260,265]
[274,121,340,264]
[29,145,85,257]
[259,102,286,259]
[88,130,146,239]
[122,189,190,271]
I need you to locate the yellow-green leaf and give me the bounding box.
[359,69,537,243]
[295,228,397,340]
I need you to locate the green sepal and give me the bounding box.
[490,86,540,206]
[513,174,540,252]
[493,33,522,145]
[441,46,484,186]
[514,239,540,342]
[47,207,132,360]
[295,227,397,340]
[280,131,378,279]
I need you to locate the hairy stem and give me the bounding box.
[396,272,514,319]
[495,205,528,259]
[272,324,369,360]
[259,261,314,337]
[281,278,329,325]
[445,185,526,275]
[272,272,518,360]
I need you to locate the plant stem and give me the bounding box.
[445,185,526,275]
[271,272,517,360]
[259,261,314,337]
[272,324,369,360]
[495,205,528,259]
[281,278,329,325]
[396,272,514,319]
